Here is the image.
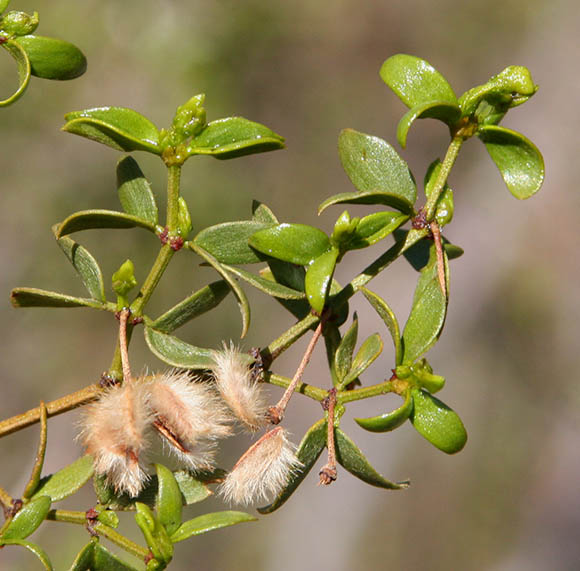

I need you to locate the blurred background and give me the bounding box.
[1,0,579,569]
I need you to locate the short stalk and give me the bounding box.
[267,321,324,424]
[265,373,327,402]
[118,308,133,382]
[47,509,149,560]
[337,380,394,404]
[319,388,338,485]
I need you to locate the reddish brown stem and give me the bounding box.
[267,321,324,424]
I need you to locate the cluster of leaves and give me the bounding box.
[0,0,86,106]
[1,40,544,570]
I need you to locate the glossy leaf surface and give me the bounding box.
[335,315,358,384]
[402,244,448,363]
[194,220,273,264]
[187,117,284,159]
[14,35,86,80]
[55,232,106,302]
[380,54,457,108]
[355,389,413,432]
[0,39,30,106]
[305,248,338,313]
[249,223,331,265]
[151,280,230,333]
[319,189,413,216]
[477,125,544,199]
[63,107,160,153]
[170,511,256,543]
[69,541,136,571]
[10,287,108,310]
[1,495,51,540]
[251,200,278,224]
[145,327,214,369]
[258,419,327,514]
[410,389,467,454]
[94,470,213,511]
[345,211,409,250]
[56,209,156,237]
[193,245,250,337]
[31,455,94,503]
[224,264,305,299]
[361,287,402,365]
[335,429,408,489]
[397,101,461,148]
[155,464,182,537]
[343,333,383,386]
[338,129,417,213]
[117,156,158,226]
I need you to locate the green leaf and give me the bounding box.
[56,209,156,237]
[192,244,250,337]
[477,125,544,199]
[10,287,108,310]
[155,464,182,537]
[63,107,160,153]
[335,429,408,489]
[151,280,230,333]
[342,333,383,386]
[69,541,137,571]
[117,156,158,226]
[305,248,338,313]
[170,511,256,543]
[319,189,414,216]
[93,470,214,511]
[249,223,331,266]
[345,211,409,250]
[135,503,173,565]
[32,455,94,503]
[251,200,278,224]
[258,419,327,514]
[0,538,53,570]
[187,117,284,159]
[1,495,51,540]
[22,402,47,500]
[223,264,305,300]
[410,389,467,454]
[355,389,413,433]
[380,54,458,108]
[0,1,12,14]
[394,229,463,271]
[0,39,30,107]
[397,101,461,148]
[55,231,106,302]
[112,259,137,298]
[144,327,215,369]
[338,129,417,213]
[194,221,274,264]
[14,35,86,80]
[458,65,537,120]
[401,244,448,363]
[361,287,402,365]
[424,160,454,227]
[334,315,359,384]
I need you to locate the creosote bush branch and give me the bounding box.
[0,5,545,569]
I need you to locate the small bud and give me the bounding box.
[79,382,151,497]
[212,343,267,432]
[1,11,39,36]
[148,370,233,471]
[220,427,302,505]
